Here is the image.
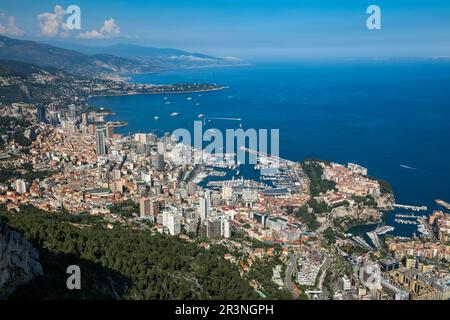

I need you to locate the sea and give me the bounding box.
[88,61,450,239]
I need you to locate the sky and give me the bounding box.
[1,0,450,59]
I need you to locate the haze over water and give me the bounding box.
[89,61,450,236]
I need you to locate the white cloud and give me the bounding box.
[36,5,121,39]
[78,18,121,39]
[37,5,68,37]
[0,13,25,36]
[168,55,214,62]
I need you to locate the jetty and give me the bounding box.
[393,204,428,212]
[367,232,383,250]
[435,199,450,210]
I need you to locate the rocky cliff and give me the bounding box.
[0,219,43,299]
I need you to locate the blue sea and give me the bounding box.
[89,61,450,238]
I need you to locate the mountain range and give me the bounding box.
[0,35,242,78]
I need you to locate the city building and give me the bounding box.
[207,218,222,239]
[36,104,46,123]
[221,217,231,238]
[152,154,165,171]
[199,190,211,221]
[14,179,27,194]
[95,125,107,155]
[140,197,151,218]
[162,206,181,235]
[348,163,368,176]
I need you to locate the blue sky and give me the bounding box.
[1,0,450,59]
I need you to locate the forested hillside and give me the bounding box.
[1,206,258,300]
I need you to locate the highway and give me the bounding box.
[317,257,329,291]
[285,253,299,299]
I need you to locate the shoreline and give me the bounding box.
[87,86,228,99]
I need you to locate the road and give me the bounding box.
[317,257,329,290]
[285,253,299,299]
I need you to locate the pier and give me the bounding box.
[394,213,420,219]
[207,117,242,121]
[435,199,450,210]
[394,218,418,225]
[367,232,383,250]
[393,204,428,212]
[418,217,437,241]
[351,235,373,250]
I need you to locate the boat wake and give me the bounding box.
[400,164,422,171]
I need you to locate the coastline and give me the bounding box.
[87,86,228,99]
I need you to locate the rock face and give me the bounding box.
[374,193,395,211]
[0,219,43,299]
[331,206,381,222]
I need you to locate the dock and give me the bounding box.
[435,199,450,210]
[367,232,383,250]
[393,204,428,212]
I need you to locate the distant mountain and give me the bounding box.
[47,41,244,70]
[0,35,151,78]
[50,42,217,59]
[0,35,243,79]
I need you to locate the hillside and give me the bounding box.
[1,206,258,300]
[0,59,83,104]
[0,218,43,299]
[51,42,240,69]
[0,59,62,77]
[0,35,149,78]
[0,36,243,78]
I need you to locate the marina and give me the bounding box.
[206,177,269,189]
